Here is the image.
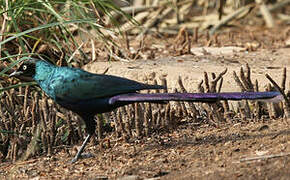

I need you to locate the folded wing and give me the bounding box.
[49,67,164,102]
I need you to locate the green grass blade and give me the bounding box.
[0,82,37,93]
[0,19,97,46]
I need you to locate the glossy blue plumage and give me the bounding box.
[10,59,281,162]
[33,61,163,114]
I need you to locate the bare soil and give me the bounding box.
[1,117,290,179]
[1,27,290,179]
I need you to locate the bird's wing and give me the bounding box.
[49,67,162,102]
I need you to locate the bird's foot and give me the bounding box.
[70,157,78,164]
[70,152,94,163]
[80,152,94,159]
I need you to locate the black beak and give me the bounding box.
[9,71,22,78]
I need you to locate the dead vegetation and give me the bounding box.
[0,63,289,163]
[0,0,290,179]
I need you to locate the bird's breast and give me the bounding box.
[55,97,119,115]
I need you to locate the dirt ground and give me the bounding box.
[1,27,290,179]
[1,117,290,179]
[84,48,290,93]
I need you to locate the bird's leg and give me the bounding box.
[70,114,96,163]
[71,133,92,163]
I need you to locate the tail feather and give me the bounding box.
[109,91,281,104]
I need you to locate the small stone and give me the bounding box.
[94,175,108,180]
[117,175,140,180]
[285,38,290,47]
[258,125,269,131]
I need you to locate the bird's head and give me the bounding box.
[9,59,37,79]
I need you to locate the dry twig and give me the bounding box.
[239,152,290,162]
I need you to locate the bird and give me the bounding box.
[9,58,281,163]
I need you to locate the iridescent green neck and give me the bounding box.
[33,61,55,82]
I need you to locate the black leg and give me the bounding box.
[71,133,92,163]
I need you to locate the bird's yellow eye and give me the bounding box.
[22,65,27,71]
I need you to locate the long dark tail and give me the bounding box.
[109,91,282,104]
